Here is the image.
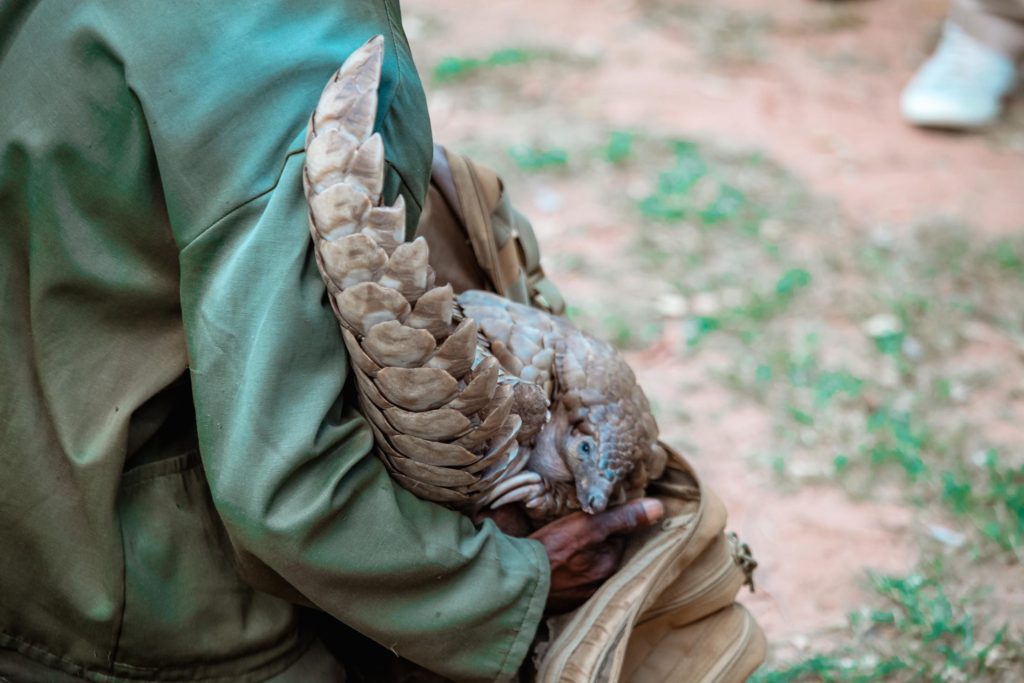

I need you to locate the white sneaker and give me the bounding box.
[901,22,1018,129]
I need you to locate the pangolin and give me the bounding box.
[303,36,665,522]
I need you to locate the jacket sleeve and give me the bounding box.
[102,2,549,680]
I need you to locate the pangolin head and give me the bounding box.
[555,334,660,514]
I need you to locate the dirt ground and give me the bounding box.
[402,0,1023,676]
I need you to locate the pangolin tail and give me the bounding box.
[303,36,528,509]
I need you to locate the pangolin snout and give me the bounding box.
[576,476,614,514]
[581,492,608,515]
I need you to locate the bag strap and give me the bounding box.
[430,144,566,315]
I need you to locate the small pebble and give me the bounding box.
[863,313,901,338]
[655,293,689,318]
[692,292,720,316]
[532,187,562,213]
[901,336,923,360]
[927,524,966,548]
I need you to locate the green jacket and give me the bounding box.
[0,2,548,681]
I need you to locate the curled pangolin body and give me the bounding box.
[303,37,664,518]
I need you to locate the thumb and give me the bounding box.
[581,498,664,546]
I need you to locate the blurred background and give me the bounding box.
[402,0,1024,679]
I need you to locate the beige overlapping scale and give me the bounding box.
[388,454,477,488]
[353,368,391,412]
[363,197,406,255]
[308,36,382,146]
[389,471,471,505]
[375,366,458,412]
[319,233,386,289]
[364,419,399,466]
[342,329,381,378]
[312,245,342,302]
[530,347,555,374]
[389,434,479,467]
[426,318,477,378]
[345,133,384,204]
[555,344,586,394]
[373,424,477,502]
[384,405,472,442]
[480,443,529,484]
[466,440,530,492]
[477,317,512,346]
[508,326,542,361]
[305,129,358,196]
[378,237,430,302]
[463,415,522,475]
[310,181,371,240]
[446,356,499,414]
[362,321,436,368]
[359,395,397,438]
[489,340,524,376]
[405,285,454,339]
[455,385,514,450]
[335,281,411,335]
[519,365,541,385]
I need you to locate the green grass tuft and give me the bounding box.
[507,144,569,172]
[433,47,538,83]
[754,570,1021,682]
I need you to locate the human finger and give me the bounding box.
[577,498,664,547]
[530,498,664,563]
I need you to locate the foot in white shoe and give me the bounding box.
[901,22,1018,130]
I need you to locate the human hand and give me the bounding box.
[529,498,664,612]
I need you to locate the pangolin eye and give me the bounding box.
[579,440,593,456]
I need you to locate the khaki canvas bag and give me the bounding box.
[415,145,767,682]
[417,145,566,316]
